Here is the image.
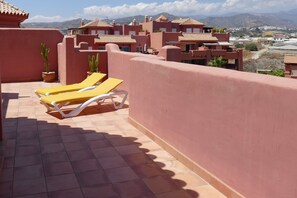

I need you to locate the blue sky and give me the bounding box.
[7,0,297,22]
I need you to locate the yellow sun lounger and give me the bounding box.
[40,77,128,118]
[35,72,106,97]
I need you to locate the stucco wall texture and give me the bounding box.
[107,44,297,198]
[0,28,64,82]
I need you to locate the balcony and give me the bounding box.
[1,28,297,198]
[0,81,225,198]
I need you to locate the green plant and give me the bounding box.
[40,43,50,72]
[88,53,99,72]
[208,56,226,67]
[245,42,258,51]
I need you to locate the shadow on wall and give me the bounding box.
[1,92,200,197]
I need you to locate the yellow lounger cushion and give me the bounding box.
[35,72,106,95]
[40,78,123,105]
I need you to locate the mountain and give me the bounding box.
[199,13,297,28]
[21,10,297,31]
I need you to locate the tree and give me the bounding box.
[208,56,226,67]
[245,42,258,51]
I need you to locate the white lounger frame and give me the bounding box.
[41,89,128,118]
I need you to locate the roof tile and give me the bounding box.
[0,0,28,16]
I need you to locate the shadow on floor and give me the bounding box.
[0,102,200,197]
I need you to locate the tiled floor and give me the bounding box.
[0,81,226,198]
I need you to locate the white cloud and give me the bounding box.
[83,0,297,19]
[83,0,220,18]
[25,15,62,23]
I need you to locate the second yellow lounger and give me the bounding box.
[35,72,106,97]
[40,77,128,118]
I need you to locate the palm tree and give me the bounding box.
[207,56,226,68]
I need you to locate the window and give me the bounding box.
[136,46,143,52]
[186,28,192,33]
[120,46,130,52]
[114,31,120,35]
[91,30,96,35]
[98,46,105,50]
[129,31,136,35]
[98,30,105,35]
[88,46,93,50]
[172,28,177,32]
[193,28,200,33]
[159,28,166,32]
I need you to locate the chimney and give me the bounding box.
[80,19,84,26]
[112,20,115,26]
[132,18,136,26]
[149,17,153,21]
[144,15,149,23]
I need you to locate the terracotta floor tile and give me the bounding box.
[0,182,13,198]
[83,132,104,141]
[87,139,111,149]
[38,129,60,138]
[17,125,38,133]
[39,136,63,145]
[105,166,138,183]
[82,184,119,198]
[38,123,58,131]
[76,170,108,187]
[17,139,39,147]
[0,168,13,183]
[16,193,48,198]
[61,134,83,143]
[133,163,166,178]
[48,188,83,198]
[4,147,15,157]
[64,141,88,152]
[14,164,44,181]
[59,128,80,136]
[171,172,207,188]
[92,147,120,158]
[142,175,180,194]
[115,144,143,155]
[14,154,43,168]
[13,178,47,197]
[71,158,101,173]
[3,157,14,168]
[44,161,74,176]
[156,160,191,175]
[42,152,69,164]
[67,149,95,162]
[17,131,38,140]
[185,185,227,198]
[98,156,128,169]
[16,146,41,157]
[123,153,154,166]
[156,189,193,198]
[114,180,154,198]
[46,174,79,192]
[107,136,138,146]
[41,143,65,154]
[147,150,175,163]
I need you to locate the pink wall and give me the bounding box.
[58,36,107,85]
[107,46,297,197]
[213,32,230,42]
[106,44,162,93]
[0,28,63,82]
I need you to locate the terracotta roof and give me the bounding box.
[0,0,28,16]
[172,18,204,25]
[155,15,168,22]
[284,55,297,64]
[80,19,112,28]
[94,35,136,44]
[179,33,218,42]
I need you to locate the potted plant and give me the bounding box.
[87,53,100,76]
[40,42,55,82]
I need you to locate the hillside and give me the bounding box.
[22,10,297,31]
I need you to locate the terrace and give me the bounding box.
[1,28,297,198]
